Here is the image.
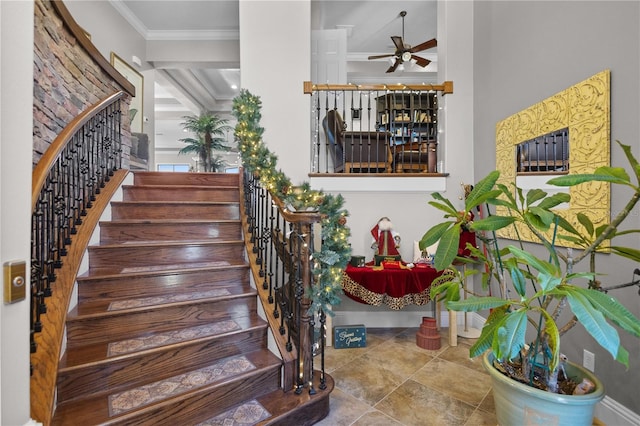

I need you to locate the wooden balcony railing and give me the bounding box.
[516,127,570,174]
[304,81,453,175]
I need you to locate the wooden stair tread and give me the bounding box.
[58,315,267,369]
[71,285,257,316]
[87,260,248,276]
[89,239,244,249]
[52,350,281,425]
[77,262,250,281]
[67,290,257,319]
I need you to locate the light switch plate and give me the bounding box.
[4,260,26,304]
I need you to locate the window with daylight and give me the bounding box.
[157,163,190,172]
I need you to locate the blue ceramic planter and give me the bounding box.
[483,352,605,426]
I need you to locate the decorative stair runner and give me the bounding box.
[196,400,271,425]
[108,289,232,311]
[107,320,241,356]
[108,355,256,416]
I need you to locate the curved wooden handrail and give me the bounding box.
[31,168,129,425]
[32,91,125,210]
[51,1,135,97]
[272,196,323,225]
[303,80,454,95]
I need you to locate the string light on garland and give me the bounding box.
[232,89,351,314]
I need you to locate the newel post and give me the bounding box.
[295,221,316,394]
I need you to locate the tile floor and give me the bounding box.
[316,327,498,426]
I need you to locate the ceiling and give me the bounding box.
[109,0,437,147]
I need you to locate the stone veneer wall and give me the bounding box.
[33,0,131,167]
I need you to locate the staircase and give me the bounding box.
[51,171,331,425]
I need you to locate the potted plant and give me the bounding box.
[180,112,232,172]
[420,141,640,425]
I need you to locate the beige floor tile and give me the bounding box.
[437,342,487,374]
[332,353,408,406]
[374,379,477,426]
[478,389,496,414]
[351,409,404,426]
[412,357,492,406]
[464,408,499,426]
[322,327,497,425]
[365,341,434,379]
[314,387,372,426]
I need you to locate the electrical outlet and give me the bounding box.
[583,349,595,372]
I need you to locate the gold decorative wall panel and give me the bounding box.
[495,70,610,245]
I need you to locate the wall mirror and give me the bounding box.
[494,70,611,245]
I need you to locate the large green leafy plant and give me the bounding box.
[421,141,640,393]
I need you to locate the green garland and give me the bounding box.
[232,89,350,314]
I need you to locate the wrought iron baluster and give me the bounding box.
[30,96,123,373]
[267,199,276,303]
[319,308,327,390]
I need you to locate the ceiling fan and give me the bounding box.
[368,10,437,73]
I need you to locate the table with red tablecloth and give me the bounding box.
[341,263,444,310]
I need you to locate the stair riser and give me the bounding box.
[88,242,245,272]
[123,186,239,202]
[66,297,257,346]
[78,267,250,302]
[99,367,280,426]
[99,221,242,243]
[57,326,268,403]
[133,171,240,187]
[111,202,240,220]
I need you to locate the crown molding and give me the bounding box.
[146,29,239,41]
[109,0,239,41]
[109,0,149,38]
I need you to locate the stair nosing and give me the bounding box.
[123,184,239,190]
[111,200,239,205]
[99,219,242,225]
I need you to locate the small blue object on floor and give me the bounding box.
[334,325,366,349]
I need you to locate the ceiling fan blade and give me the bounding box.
[391,36,404,52]
[411,55,431,68]
[409,38,437,53]
[386,59,400,73]
[368,53,395,60]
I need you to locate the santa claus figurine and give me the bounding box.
[371,217,401,257]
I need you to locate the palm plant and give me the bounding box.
[209,154,228,172]
[421,141,640,394]
[179,113,232,172]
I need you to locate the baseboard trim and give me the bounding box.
[595,395,640,426]
[332,310,486,330]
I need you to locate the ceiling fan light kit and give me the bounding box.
[368,10,437,73]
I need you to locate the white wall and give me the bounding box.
[472,0,640,415]
[313,1,475,318]
[0,2,35,424]
[239,0,311,185]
